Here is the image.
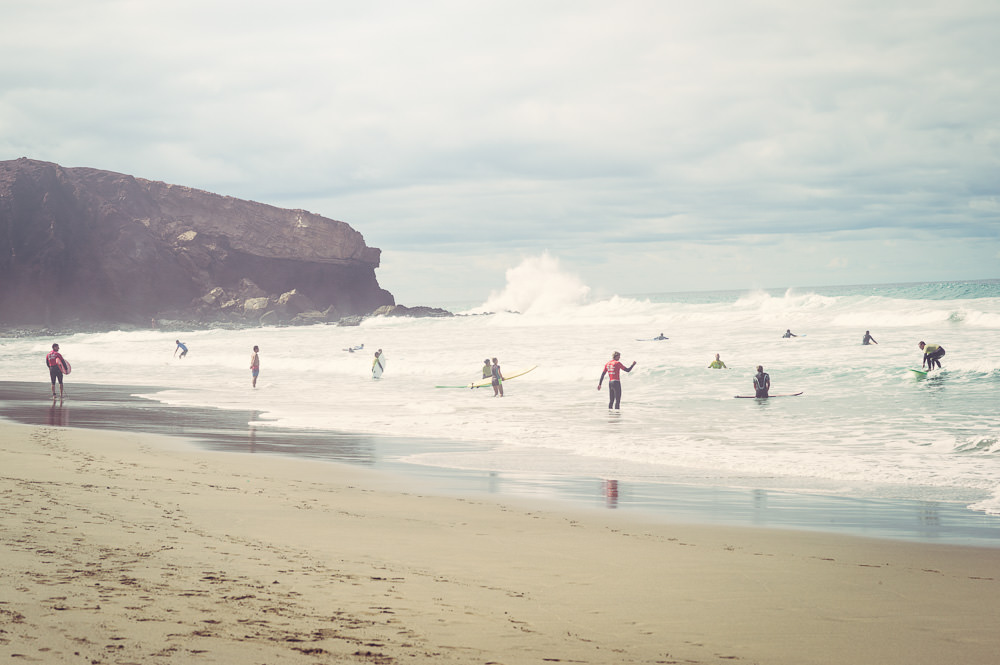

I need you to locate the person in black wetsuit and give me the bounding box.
[753,365,770,398]
[862,331,878,345]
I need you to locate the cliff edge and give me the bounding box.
[0,158,394,326]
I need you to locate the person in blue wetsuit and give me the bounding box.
[174,340,188,358]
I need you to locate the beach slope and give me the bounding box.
[1,421,998,664]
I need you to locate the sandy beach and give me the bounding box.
[2,414,999,665]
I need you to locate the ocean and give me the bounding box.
[3,264,999,538]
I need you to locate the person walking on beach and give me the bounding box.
[45,343,68,398]
[250,345,260,387]
[598,351,636,410]
[862,331,878,345]
[753,365,771,398]
[919,341,945,371]
[491,357,505,397]
[482,358,493,379]
[708,353,727,369]
[174,340,189,358]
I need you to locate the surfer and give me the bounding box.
[598,351,636,410]
[782,329,797,338]
[174,340,188,358]
[918,341,945,370]
[862,331,878,345]
[372,349,385,378]
[250,345,260,387]
[483,358,493,379]
[45,343,67,398]
[753,365,770,398]
[708,353,727,369]
[491,357,505,397]
[654,333,667,340]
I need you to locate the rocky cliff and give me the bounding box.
[0,158,394,327]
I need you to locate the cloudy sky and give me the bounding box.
[2,1,998,304]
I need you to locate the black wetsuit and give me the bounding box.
[753,372,770,398]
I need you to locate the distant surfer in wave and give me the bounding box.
[862,331,877,345]
[708,353,727,369]
[598,351,636,410]
[491,357,505,397]
[782,329,797,338]
[654,332,667,340]
[174,340,188,359]
[45,343,67,399]
[753,365,770,398]
[483,358,493,379]
[918,341,945,371]
[250,345,260,387]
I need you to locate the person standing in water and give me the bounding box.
[45,343,67,398]
[174,339,189,358]
[753,365,771,398]
[482,358,493,379]
[250,345,260,387]
[782,329,797,338]
[491,357,505,397]
[598,351,636,410]
[862,331,878,345]
[919,341,945,370]
[708,353,727,369]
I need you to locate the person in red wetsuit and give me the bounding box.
[45,343,67,398]
[597,351,636,410]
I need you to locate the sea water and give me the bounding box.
[3,261,999,522]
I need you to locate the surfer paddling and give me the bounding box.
[918,341,945,371]
[250,345,260,387]
[491,357,505,397]
[753,365,770,398]
[598,351,636,410]
[45,343,68,399]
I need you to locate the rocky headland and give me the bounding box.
[0,158,448,334]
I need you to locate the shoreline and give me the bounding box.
[3,414,1000,662]
[1,380,999,547]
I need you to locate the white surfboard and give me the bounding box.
[372,353,386,379]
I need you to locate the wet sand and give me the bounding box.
[1,386,1000,663]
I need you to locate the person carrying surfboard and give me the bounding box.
[708,353,727,369]
[753,365,771,398]
[919,341,945,371]
[491,357,505,397]
[598,351,636,410]
[45,343,68,398]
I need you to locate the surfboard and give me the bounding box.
[58,359,71,375]
[909,368,928,377]
[468,365,538,389]
[734,392,803,399]
[372,353,386,379]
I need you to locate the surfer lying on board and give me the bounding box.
[598,351,636,410]
[46,343,67,398]
[708,353,727,369]
[919,341,945,370]
[753,365,770,398]
[862,331,878,345]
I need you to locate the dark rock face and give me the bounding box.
[0,158,393,326]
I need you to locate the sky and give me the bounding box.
[2,0,998,306]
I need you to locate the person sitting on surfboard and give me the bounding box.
[708,353,727,369]
[782,329,797,338]
[862,331,878,345]
[491,358,505,397]
[45,343,67,398]
[919,341,945,370]
[483,359,493,379]
[598,351,636,410]
[174,340,188,358]
[753,365,770,398]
